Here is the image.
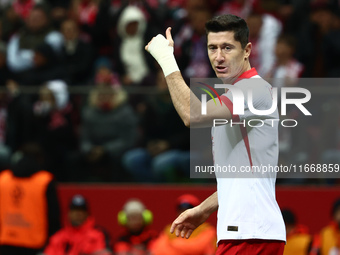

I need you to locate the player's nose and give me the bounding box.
[215,49,225,63]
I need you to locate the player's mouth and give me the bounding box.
[215,66,228,73]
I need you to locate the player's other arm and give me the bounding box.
[145,28,232,128]
[170,191,218,239]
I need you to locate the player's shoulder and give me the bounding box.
[235,75,273,99]
[236,75,272,89]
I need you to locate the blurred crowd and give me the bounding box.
[0,0,339,183]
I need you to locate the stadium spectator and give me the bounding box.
[173,0,210,52]
[93,57,121,88]
[110,0,172,32]
[79,86,137,181]
[44,194,112,255]
[320,198,340,255]
[0,89,10,170]
[65,0,112,54]
[216,0,255,19]
[276,0,307,35]
[70,0,116,53]
[12,0,36,20]
[60,19,94,86]
[45,0,71,29]
[0,42,12,86]
[295,2,336,77]
[281,209,313,255]
[14,43,68,85]
[7,5,63,73]
[89,0,114,54]
[151,194,216,255]
[32,81,77,181]
[0,43,13,169]
[0,0,11,10]
[246,12,282,77]
[0,142,61,255]
[5,79,34,153]
[0,5,23,42]
[114,5,157,86]
[323,12,340,77]
[267,34,304,88]
[114,199,158,255]
[122,69,190,182]
[175,7,214,82]
[70,0,99,32]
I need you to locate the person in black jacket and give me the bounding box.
[32,81,77,181]
[60,19,94,86]
[14,43,68,86]
[5,80,34,154]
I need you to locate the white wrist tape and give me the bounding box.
[148,34,179,77]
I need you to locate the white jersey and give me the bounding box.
[212,68,286,243]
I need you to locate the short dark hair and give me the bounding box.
[205,14,249,49]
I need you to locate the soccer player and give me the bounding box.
[145,14,286,254]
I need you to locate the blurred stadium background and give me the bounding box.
[0,0,340,253]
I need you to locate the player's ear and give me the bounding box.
[244,42,252,60]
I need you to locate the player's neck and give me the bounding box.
[222,62,252,84]
[240,62,252,77]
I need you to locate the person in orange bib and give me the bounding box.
[0,143,61,255]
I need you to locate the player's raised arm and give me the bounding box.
[145,28,231,128]
[170,191,218,239]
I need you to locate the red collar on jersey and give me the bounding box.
[233,67,258,84]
